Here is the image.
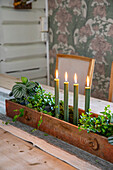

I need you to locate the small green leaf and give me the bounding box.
[13,115,19,122]
[14,109,18,112]
[21,77,28,84]
[44,133,48,136]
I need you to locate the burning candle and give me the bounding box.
[85,76,90,113]
[54,70,59,118]
[64,72,69,122]
[73,73,79,125]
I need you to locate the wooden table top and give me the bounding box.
[0,127,76,170]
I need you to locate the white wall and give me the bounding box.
[0,0,47,84]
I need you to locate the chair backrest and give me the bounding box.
[56,54,95,94]
[109,62,113,102]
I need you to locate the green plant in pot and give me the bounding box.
[9,77,55,114]
[78,105,113,137]
[9,77,113,144]
[9,77,41,105]
[26,88,56,116]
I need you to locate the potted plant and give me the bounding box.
[6,77,113,163]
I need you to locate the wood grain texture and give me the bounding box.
[0,74,20,90]
[0,121,101,170]
[0,128,76,170]
[6,100,113,163]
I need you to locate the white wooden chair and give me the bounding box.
[56,54,95,94]
[109,62,113,102]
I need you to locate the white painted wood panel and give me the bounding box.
[0,25,41,44]
[0,8,45,24]
[0,43,46,61]
[32,0,45,9]
[0,0,13,8]
[0,58,47,73]
[0,0,45,9]
[0,0,47,85]
[32,78,47,84]
[8,67,47,79]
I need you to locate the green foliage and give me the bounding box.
[9,77,41,104]
[59,100,73,123]
[26,85,55,115]
[9,77,56,116]
[108,136,113,145]
[13,108,24,122]
[31,115,43,132]
[37,115,43,128]
[9,77,113,139]
[78,105,113,137]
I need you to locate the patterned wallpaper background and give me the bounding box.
[48,0,113,100]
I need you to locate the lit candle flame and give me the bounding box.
[56,70,58,79]
[87,76,90,87]
[74,73,77,84]
[65,72,68,82]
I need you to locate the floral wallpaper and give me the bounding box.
[48,0,113,100]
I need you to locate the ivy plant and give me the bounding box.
[78,105,113,137]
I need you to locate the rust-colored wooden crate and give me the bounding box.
[6,100,113,163]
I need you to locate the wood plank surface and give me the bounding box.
[0,8,45,24]
[0,58,47,73]
[0,43,46,61]
[0,74,20,90]
[0,128,76,170]
[0,25,41,44]
[0,121,100,170]
[8,67,47,80]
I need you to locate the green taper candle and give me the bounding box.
[85,76,90,113]
[73,73,79,125]
[54,70,59,118]
[64,72,69,122]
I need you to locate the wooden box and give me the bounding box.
[6,100,113,163]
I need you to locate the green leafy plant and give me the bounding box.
[3,107,43,132]
[78,105,113,137]
[9,77,41,104]
[26,86,55,116]
[108,136,113,145]
[13,108,25,122]
[2,108,24,125]
[8,77,113,140]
